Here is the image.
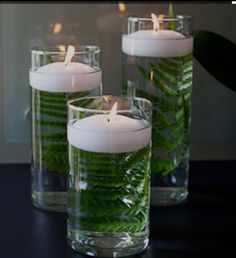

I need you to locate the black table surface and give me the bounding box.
[0,161,236,258]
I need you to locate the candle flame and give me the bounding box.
[64,45,75,66]
[118,2,126,12]
[107,102,118,122]
[58,45,66,52]
[150,70,154,81]
[53,22,62,34]
[103,95,112,103]
[151,13,159,32]
[158,14,165,20]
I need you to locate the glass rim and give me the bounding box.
[31,45,101,55]
[67,95,153,114]
[124,14,192,23]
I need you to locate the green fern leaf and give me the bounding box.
[168,3,177,31]
[131,54,192,176]
[39,47,54,64]
[68,145,150,233]
[32,89,90,174]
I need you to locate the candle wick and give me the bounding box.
[107,118,110,122]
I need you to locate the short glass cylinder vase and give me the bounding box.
[67,96,152,257]
[122,15,193,206]
[29,46,102,212]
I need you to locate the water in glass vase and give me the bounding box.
[31,88,99,212]
[122,53,193,206]
[67,143,151,257]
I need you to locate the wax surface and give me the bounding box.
[38,62,95,74]
[30,62,101,93]
[67,114,151,153]
[122,29,193,57]
[127,30,185,40]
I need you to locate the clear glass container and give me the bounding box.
[67,95,152,257]
[122,14,193,206]
[29,46,102,212]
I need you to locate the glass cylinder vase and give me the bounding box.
[29,46,102,212]
[67,95,152,257]
[122,15,193,206]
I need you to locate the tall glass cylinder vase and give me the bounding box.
[67,96,152,257]
[29,46,102,212]
[122,15,193,206]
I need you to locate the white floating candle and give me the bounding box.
[122,14,193,58]
[122,30,193,58]
[30,46,102,92]
[68,103,151,153]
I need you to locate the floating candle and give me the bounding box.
[30,46,102,92]
[122,14,193,57]
[68,102,151,153]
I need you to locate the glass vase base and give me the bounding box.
[67,228,149,257]
[150,187,188,207]
[32,191,67,212]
